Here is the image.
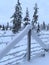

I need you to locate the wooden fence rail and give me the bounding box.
[0,24,32,61]
[0,24,49,64]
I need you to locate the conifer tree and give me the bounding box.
[0,25,2,29]
[6,22,9,30]
[42,21,46,30]
[2,25,5,30]
[11,0,22,33]
[32,3,38,28]
[47,24,49,30]
[37,23,40,32]
[23,8,30,27]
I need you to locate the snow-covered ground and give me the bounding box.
[21,52,49,65]
[0,30,49,65]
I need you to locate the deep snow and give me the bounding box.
[21,52,49,65]
[0,30,49,65]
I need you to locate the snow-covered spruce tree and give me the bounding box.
[32,3,38,29]
[42,21,46,30]
[23,8,30,27]
[2,25,5,30]
[6,22,9,30]
[47,24,49,30]
[11,0,22,33]
[37,23,40,32]
[0,25,2,29]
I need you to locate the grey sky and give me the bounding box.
[0,0,49,25]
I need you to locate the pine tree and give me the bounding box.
[23,8,30,27]
[6,22,9,30]
[2,25,5,30]
[47,24,49,30]
[32,3,38,28]
[11,0,22,33]
[42,21,46,30]
[37,23,40,32]
[0,25,2,29]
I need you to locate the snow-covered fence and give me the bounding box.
[0,24,49,65]
[0,34,15,45]
[31,31,49,50]
[0,35,15,37]
[0,24,32,61]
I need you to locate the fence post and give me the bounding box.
[27,29,31,61]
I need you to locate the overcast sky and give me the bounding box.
[0,0,49,25]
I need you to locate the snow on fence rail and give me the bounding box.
[0,24,49,64]
[0,35,15,37]
[0,35,15,45]
[32,31,48,50]
[0,24,32,60]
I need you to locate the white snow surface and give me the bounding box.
[0,30,49,65]
[21,52,49,65]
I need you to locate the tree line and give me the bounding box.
[0,22,11,30]
[11,0,39,33]
[0,0,49,33]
